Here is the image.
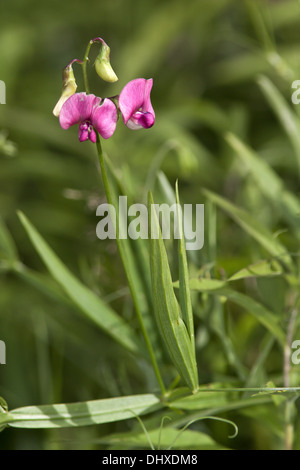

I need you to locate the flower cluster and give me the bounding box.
[53,39,155,143]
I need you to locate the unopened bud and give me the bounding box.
[53,59,81,117]
[93,38,118,83]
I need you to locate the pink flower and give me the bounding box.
[59,92,117,142]
[119,78,155,130]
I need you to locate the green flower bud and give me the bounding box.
[93,38,118,83]
[53,59,81,117]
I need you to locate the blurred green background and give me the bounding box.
[1,0,300,449]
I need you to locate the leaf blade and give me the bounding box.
[18,211,144,356]
[1,394,161,429]
[148,191,198,391]
[175,181,195,351]
[202,188,293,271]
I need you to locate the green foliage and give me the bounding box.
[1,0,300,451]
[148,190,198,391]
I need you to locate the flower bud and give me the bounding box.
[93,38,118,83]
[53,59,81,117]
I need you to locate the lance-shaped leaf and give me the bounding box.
[148,191,198,391]
[202,189,294,271]
[175,181,195,352]
[0,394,161,429]
[257,75,300,172]
[225,132,300,234]
[0,216,18,261]
[18,211,144,356]
[0,397,8,433]
[175,277,286,347]
[228,259,283,281]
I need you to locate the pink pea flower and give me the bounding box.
[119,78,155,130]
[59,92,117,142]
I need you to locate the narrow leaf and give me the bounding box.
[229,259,283,281]
[0,216,18,261]
[101,427,227,450]
[257,75,300,171]
[175,181,195,351]
[148,191,198,391]
[18,211,143,356]
[226,132,300,232]
[202,189,293,271]
[181,277,286,347]
[0,394,161,429]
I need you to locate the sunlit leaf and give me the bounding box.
[0,394,161,429]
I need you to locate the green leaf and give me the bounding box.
[0,397,8,433]
[174,278,227,292]
[183,278,286,347]
[226,132,300,232]
[18,211,144,356]
[169,388,229,411]
[202,188,294,271]
[101,154,165,392]
[229,259,283,281]
[13,263,72,307]
[175,181,195,352]
[0,216,18,261]
[257,75,300,171]
[221,289,286,346]
[148,191,198,391]
[101,427,228,450]
[0,394,161,429]
[209,297,248,381]
[104,158,159,349]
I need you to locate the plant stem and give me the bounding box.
[82,40,93,94]
[95,135,166,395]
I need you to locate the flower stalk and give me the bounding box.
[82,40,93,94]
[53,36,163,392]
[95,135,166,395]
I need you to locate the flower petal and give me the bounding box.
[119,78,155,126]
[89,128,97,143]
[126,111,155,130]
[59,93,99,129]
[91,98,118,139]
[78,122,89,142]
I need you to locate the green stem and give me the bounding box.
[95,135,166,396]
[82,40,93,94]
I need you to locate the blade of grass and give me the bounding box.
[0,216,18,261]
[148,191,198,391]
[18,211,144,356]
[176,277,286,347]
[175,181,195,352]
[257,75,300,173]
[104,156,156,330]
[202,188,294,271]
[228,259,283,281]
[226,132,300,234]
[100,426,228,450]
[96,136,166,394]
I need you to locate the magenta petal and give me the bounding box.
[89,128,97,143]
[126,111,155,130]
[119,78,155,127]
[91,98,118,139]
[59,93,99,129]
[78,122,89,142]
